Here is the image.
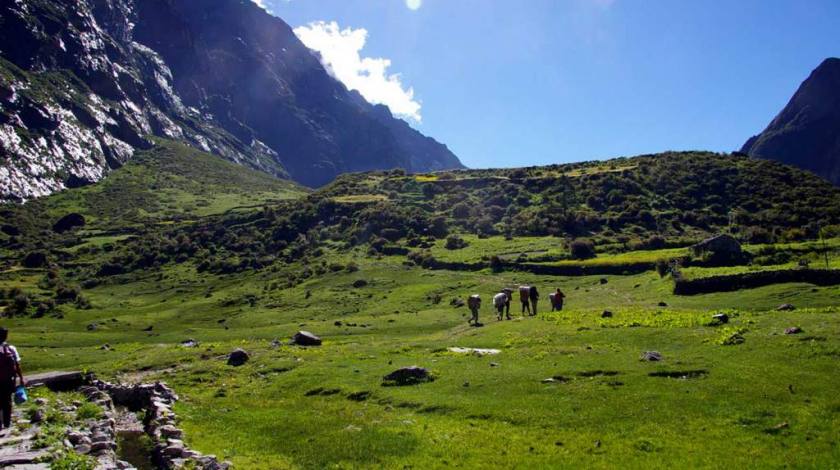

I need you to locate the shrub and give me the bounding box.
[22,251,49,268]
[445,235,468,250]
[569,239,596,260]
[655,259,669,278]
[9,294,30,315]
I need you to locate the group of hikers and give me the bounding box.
[467,285,565,325]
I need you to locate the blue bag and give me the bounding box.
[13,385,27,405]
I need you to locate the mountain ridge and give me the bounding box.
[0,0,462,202]
[741,57,840,185]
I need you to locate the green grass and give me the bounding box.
[2,139,307,235]
[2,146,840,467]
[2,250,839,468]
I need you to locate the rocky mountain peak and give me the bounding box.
[741,57,840,185]
[0,0,462,201]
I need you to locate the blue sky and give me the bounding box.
[256,0,839,169]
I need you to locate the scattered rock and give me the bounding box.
[640,351,662,362]
[777,304,795,311]
[648,370,708,379]
[334,321,342,326]
[75,444,92,454]
[292,331,322,346]
[450,298,465,308]
[447,347,500,356]
[160,425,183,439]
[180,339,199,348]
[599,278,608,285]
[784,326,803,335]
[227,348,250,366]
[382,366,432,386]
[489,362,500,368]
[657,301,668,307]
[142,325,154,332]
[346,391,371,401]
[86,323,98,331]
[30,409,45,423]
[601,310,613,318]
[352,279,368,288]
[100,344,111,351]
[711,313,729,325]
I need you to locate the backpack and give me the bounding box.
[0,345,17,382]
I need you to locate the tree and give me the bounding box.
[569,239,596,260]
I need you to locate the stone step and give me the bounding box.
[25,371,86,391]
[0,449,49,466]
[7,464,50,470]
[0,434,34,448]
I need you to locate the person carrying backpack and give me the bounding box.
[0,328,24,433]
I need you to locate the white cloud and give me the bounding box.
[406,0,422,10]
[251,0,269,11]
[294,21,422,122]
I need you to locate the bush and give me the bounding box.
[655,259,669,278]
[9,294,30,315]
[569,239,596,260]
[22,251,49,268]
[445,235,468,250]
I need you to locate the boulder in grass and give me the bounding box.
[382,366,432,386]
[777,304,795,311]
[784,326,803,335]
[711,313,729,325]
[292,331,322,346]
[227,348,250,366]
[640,351,663,362]
[601,310,613,318]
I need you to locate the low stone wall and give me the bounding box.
[673,268,840,295]
[420,257,656,276]
[85,380,231,470]
[73,385,127,469]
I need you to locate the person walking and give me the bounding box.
[0,328,24,434]
[518,286,531,315]
[502,288,513,317]
[550,288,566,311]
[528,286,540,316]
[467,295,481,325]
[494,291,512,320]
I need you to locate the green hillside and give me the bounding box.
[1,150,839,468]
[0,139,307,242]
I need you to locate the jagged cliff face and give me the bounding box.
[131,0,462,187]
[0,0,462,202]
[0,0,284,202]
[741,58,840,186]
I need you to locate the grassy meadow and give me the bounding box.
[2,247,840,468]
[2,145,840,468]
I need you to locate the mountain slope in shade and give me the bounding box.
[741,58,840,185]
[131,0,463,188]
[0,0,463,202]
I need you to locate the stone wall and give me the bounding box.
[80,380,231,469]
